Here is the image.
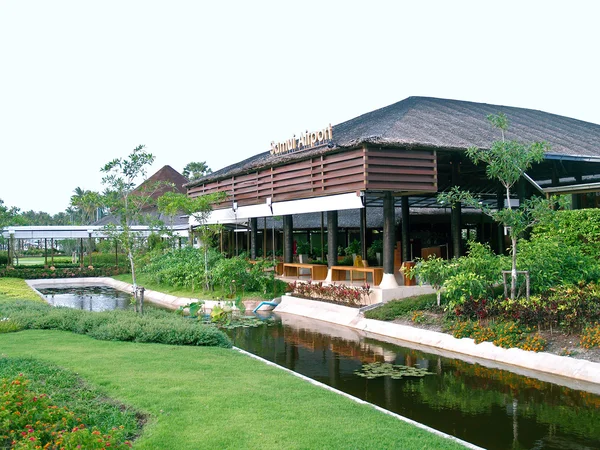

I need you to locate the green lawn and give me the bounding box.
[0,278,467,449]
[0,331,466,449]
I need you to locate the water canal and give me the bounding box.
[227,314,600,450]
[37,286,600,449]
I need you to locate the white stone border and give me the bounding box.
[276,295,600,386]
[234,347,483,450]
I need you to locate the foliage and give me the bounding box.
[183,161,211,181]
[0,301,232,348]
[0,265,128,279]
[141,246,222,292]
[286,281,372,306]
[0,317,22,333]
[450,320,547,352]
[532,208,600,259]
[580,324,600,349]
[443,272,487,312]
[0,251,7,266]
[500,282,600,332]
[438,113,555,301]
[0,375,132,449]
[176,301,205,318]
[407,256,451,306]
[0,357,141,442]
[344,239,361,256]
[517,236,600,294]
[212,257,276,296]
[354,362,432,379]
[364,294,437,321]
[295,240,310,255]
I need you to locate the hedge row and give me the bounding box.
[0,302,232,348]
[0,266,130,279]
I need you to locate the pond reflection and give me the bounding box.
[38,286,131,312]
[228,313,600,450]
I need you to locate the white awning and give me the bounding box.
[195,192,364,226]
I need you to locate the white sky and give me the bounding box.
[1,0,599,215]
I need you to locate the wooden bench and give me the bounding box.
[330,265,384,286]
[282,263,328,281]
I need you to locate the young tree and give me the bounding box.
[439,113,557,300]
[101,145,166,313]
[183,161,212,181]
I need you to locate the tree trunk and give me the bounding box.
[511,235,517,300]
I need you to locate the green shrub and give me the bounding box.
[517,237,600,294]
[533,209,600,258]
[0,266,129,279]
[0,318,22,333]
[364,294,437,321]
[0,251,8,266]
[0,302,232,348]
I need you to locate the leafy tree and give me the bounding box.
[438,114,558,300]
[70,187,104,224]
[101,145,166,313]
[183,161,212,181]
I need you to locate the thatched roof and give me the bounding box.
[187,96,600,188]
[136,165,188,199]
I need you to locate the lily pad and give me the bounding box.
[354,362,432,379]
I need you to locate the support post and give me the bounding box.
[250,217,258,260]
[51,238,54,266]
[451,157,462,258]
[44,238,48,268]
[320,212,325,261]
[381,192,399,288]
[360,206,367,260]
[326,211,338,281]
[79,238,84,269]
[283,215,293,263]
[401,196,410,263]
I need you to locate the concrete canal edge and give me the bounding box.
[275,294,600,387]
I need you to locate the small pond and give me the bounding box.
[37,286,132,312]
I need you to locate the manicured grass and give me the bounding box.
[0,331,467,449]
[0,277,45,302]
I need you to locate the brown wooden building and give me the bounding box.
[186,97,600,288]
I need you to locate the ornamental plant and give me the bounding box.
[286,281,372,306]
[0,375,132,449]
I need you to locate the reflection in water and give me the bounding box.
[229,314,600,450]
[38,286,131,312]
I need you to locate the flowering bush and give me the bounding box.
[0,375,132,449]
[580,323,600,349]
[286,281,372,306]
[450,320,546,352]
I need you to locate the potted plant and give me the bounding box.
[368,240,383,266]
[296,240,310,263]
[345,240,361,263]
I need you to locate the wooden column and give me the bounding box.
[320,212,325,261]
[383,192,395,274]
[327,211,338,268]
[283,215,293,263]
[250,217,258,260]
[451,158,462,258]
[401,196,410,262]
[263,218,267,258]
[360,206,367,260]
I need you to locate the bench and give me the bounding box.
[282,263,328,281]
[330,265,384,286]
